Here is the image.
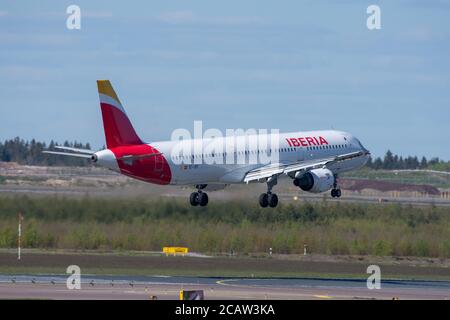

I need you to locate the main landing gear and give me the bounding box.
[331,174,342,198]
[190,184,209,206]
[259,193,278,208]
[259,176,279,208]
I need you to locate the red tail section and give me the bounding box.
[96,80,172,185]
[97,80,143,148]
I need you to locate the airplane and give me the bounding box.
[44,80,370,208]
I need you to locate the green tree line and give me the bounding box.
[0,137,92,166]
[0,137,448,170]
[0,196,449,258]
[364,150,447,170]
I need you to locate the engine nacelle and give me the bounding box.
[295,168,334,193]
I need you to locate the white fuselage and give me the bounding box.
[149,130,369,185]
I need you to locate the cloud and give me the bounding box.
[81,11,114,19]
[403,0,450,10]
[156,10,265,26]
[157,10,196,24]
[0,66,53,82]
[398,26,449,42]
[0,33,79,46]
[7,10,114,20]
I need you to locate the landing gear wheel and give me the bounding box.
[331,174,341,198]
[268,193,278,208]
[331,189,342,198]
[259,193,269,208]
[260,176,279,208]
[198,192,209,206]
[190,192,199,206]
[293,179,299,187]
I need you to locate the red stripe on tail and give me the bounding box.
[100,103,143,148]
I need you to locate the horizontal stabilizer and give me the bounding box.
[42,151,93,159]
[55,146,94,154]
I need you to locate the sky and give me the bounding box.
[0,0,449,159]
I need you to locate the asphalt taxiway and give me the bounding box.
[1,275,449,300]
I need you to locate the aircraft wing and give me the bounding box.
[243,164,285,183]
[243,150,368,183]
[282,150,367,176]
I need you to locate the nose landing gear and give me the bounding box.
[331,188,341,198]
[331,174,341,198]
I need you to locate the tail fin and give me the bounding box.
[97,80,143,148]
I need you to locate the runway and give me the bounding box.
[1,275,449,300]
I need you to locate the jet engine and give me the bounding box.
[293,168,334,193]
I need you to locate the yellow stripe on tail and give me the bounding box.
[97,80,121,104]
